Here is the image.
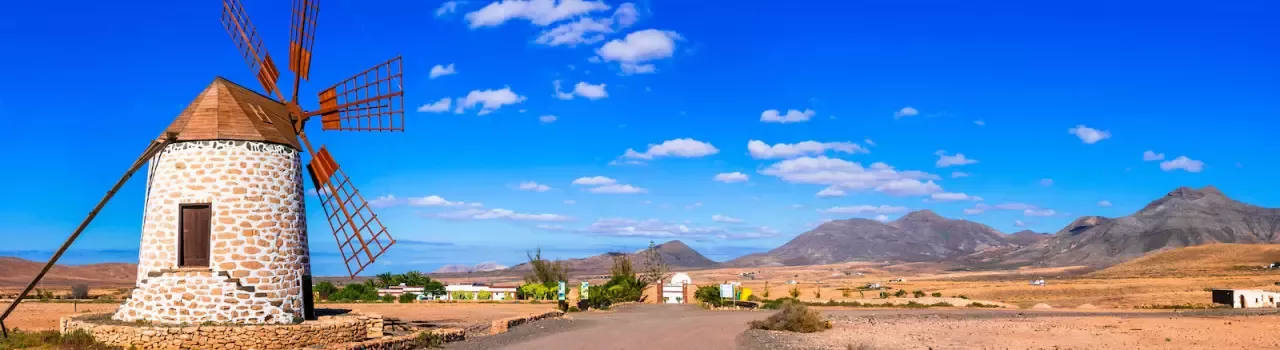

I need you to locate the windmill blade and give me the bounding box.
[306,56,404,131]
[221,0,283,100]
[289,0,319,101]
[306,145,396,277]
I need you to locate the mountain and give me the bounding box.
[1006,230,1052,246]
[433,264,473,273]
[0,257,136,287]
[472,262,508,271]
[728,210,1010,266]
[1000,186,1280,268]
[433,262,511,273]
[504,240,716,273]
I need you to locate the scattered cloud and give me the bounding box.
[621,138,719,160]
[517,181,551,192]
[747,140,866,159]
[974,120,985,126]
[934,150,978,167]
[563,200,576,205]
[874,215,890,223]
[894,106,919,119]
[1039,178,1054,186]
[684,202,703,210]
[436,208,574,222]
[963,204,988,215]
[758,156,941,197]
[818,205,909,215]
[1143,150,1165,161]
[1160,156,1205,173]
[464,0,610,28]
[1098,200,1112,207]
[1014,220,1027,227]
[587,184,647,194]
[572,176,616,186]
[759,109,816,124]
[429,63,457,79]
[535,17,612,46]
[539,115,557,123]
[815,186,846,198]
[1024,208,1057,217]
[573,81,608,99]
[611,2,638,28]
[993,202,1037,210]
[457,87,526,115]
[1067,124,1111,144]
[930,192,982,202]
[713,172,749,183]
[951,172,970,178]
[596,29,682,74]
[570,218,729,238]
[711,214,742,224]
[435,1,459,16]
[417,97,452,113]
[371,194,483,208]
[876,179,943,196]
[864,138,876,147]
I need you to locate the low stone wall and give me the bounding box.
[325,328,465,350]
[61,313,379,349]
[488,310,564,335]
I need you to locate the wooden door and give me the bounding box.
[179,204,212,267]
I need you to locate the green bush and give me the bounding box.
[694,285,724,307]
[748,299,831,333]
[894,289,907,298]
[879,291,889,299]
[912,290,925,298]
[399,293,418,303]
[315,281,339,300]
[477,291,493,300]
[381,294,395,303]
[329,283,379,301]
[413,330,445,348]
[931,292,942,297]
[761,297,800,310]
[452,291,471,300]
[958,295,970,299]
[0,329,116,350]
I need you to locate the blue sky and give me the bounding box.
[0,0,1276,276]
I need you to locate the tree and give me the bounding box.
[638,241,668,285]
[399,292,418,303]
[70,284,90,299]
[524,247,567,285]
[610,254,635,279]
[314,281,339,300]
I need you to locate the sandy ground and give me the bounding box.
[744,309,1280,349]
[1,302,119,331]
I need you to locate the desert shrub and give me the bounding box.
[879,291,889,299]
[958,295,970,299]
[748,299,831,333]
[761,297,799,310]
[0,329,116,350]
[477,291,493,300]
[694,285,724,307]
[930,302,953,307]
[567,306,580,312]
[967,302,1000,308]
[789,286,801,298]
[381,294,395,303]
[70,284,90,299]
[399,293,418,303]
[931,292,942,297]
[451,291,471,300]
[413,330,445,348]
[813,288,821,299]
[841,288,852,298]
[903,301,927,308]
[893,289,907,298]
[314,281,339,300]
[912,290,925,298]
[762,281,770,298]
[329,283,379,302]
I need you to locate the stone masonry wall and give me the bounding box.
[115,140,309,325]
[62,313,375,350]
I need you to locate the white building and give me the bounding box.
[377,283,427,298]
[443,283,518,301]
[1212,289,1280,308]
[663,273,693,304]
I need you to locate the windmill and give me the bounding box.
[0,0,406,329]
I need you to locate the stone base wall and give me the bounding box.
[488,310,564,335]
[62,313,378,350]
[114,269,293,325]
[326,328,464,350]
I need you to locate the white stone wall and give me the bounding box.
[115,140,310,325]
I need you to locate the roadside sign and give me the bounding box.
[719,284,733,299]
[581,281,589,300]
[558,281,566,301]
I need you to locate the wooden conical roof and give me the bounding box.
[162,77,301,149]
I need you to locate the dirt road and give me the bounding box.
[447,304,768,350]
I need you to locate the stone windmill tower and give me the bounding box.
[0,0,406,328]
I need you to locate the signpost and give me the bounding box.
[557,281,566,301]
[581,281,589,300]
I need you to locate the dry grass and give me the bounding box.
[1091,244,1280,278]
[749,300,831,333]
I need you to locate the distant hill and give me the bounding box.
[504,240,715,274]
[0,257,136,287]
[996,186,1280,268]
[728,210,1012,267]
[1006,230,1052,246]
[1091,244,1280,278]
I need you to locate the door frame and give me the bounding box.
[177,203,212,267]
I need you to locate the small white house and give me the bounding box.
[1212,289,1280,308]
[662,273,693,304]
[1030,279,1046,286]
[443,283,519,301]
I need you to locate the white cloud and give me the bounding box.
[563,200,576,205]
[518,181,551,192]
[611,2,638,28]
[1067,124,1111,144]
[711,214,742,224]
[874,215,890,223]
[973,120,985,126]
[417,97,452,113]
[429,63,457,79]
[535,17,612,46]
[864,138,876,147]
[574,218,731,238]
[759,109,816,124]
[819,205,909,215]
[1097,200,1112,207]
[994,202,1037,210]
[571,176,616,186]
[1143,150,1165,161]
[1160,156,1205,173]
[1014,220,1027,227]
[758,156,941,197]
[539,115,558,123]
[875,179,943,196]
[457,87,526,115]
[371,194,484,208]
[815,186,846,198]
[894,106,919,119]
[596,29,681,74]
[930,192,982,202]
[963,204,988,215]
[552,80,575,100]
[465,0,610,28]
[1039,178,1054,186]
[713,172,748,183]
[574,81,608,99]
[435,1,459,16]
[951,172,970,178]
[436,208,574,222]
[684,202,703,210]
[747,140,866,159]
[934,150,978,168]
[621,138,719,160]
[587,184,647,194]
[1024,208,1057,217]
